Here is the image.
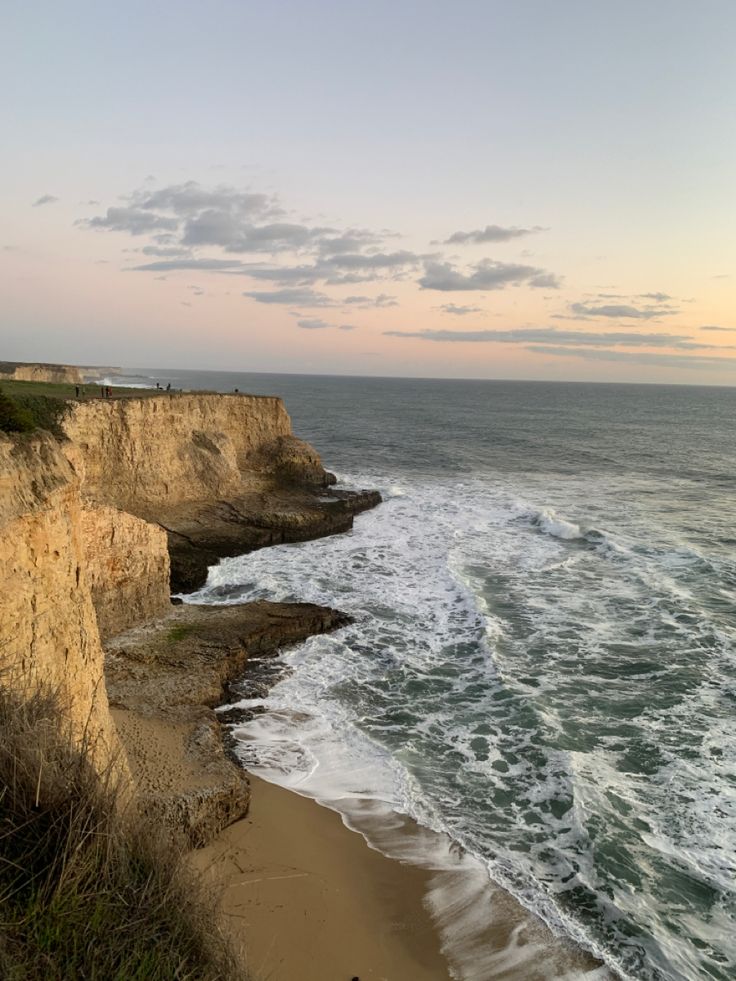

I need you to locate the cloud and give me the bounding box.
[33,194,58,207]
[383,327,712,349]
[83,206,179,235]
[140,245,193,258]
[701,324,736,332]
[297,318,330,329]
[443,224,543,245]
[526,346,736,370]
[317,229,385,255]
[243,287,337,306]
[569,301,677,320]
[338,323,359,331]
[323,250,422,271]
[437,303,483,316]
[132,257,248,272]
[182,216,318,253]
[344,293,399,308]
[132,181,277,219]
[418,259,561,291]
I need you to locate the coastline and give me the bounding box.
[194,771,612,981]
[194,775,453,981]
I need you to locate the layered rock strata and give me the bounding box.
[0,360,82,384]
[61,394,380,591]
[0,433,123,771]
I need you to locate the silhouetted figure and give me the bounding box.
[166,382,171,392]
[106,386,112,398]
[234,387,239,393]
[156,382,161,389]
[100,386,105,398]
[75,385,80,397]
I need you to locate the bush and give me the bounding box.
[0,687,245,980]
[0,388,35,433]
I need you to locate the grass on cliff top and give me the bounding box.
[0,685,245,981]
[0,380,159,438]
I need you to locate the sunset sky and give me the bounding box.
[2,0,736,384]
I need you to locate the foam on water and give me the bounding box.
[151,371,736,980]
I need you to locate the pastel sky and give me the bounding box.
[2,0,736,384]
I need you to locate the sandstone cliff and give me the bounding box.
[61,394,325,512]
[0,360,82,384]
[0,433,122,770]
[81,504,170,641]
[1,389,379,845]
[61,394,379,591]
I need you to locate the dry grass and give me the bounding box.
[0,686,246,980]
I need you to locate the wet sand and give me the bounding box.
[193,775,453,981]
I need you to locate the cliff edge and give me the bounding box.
[61,393,380,591]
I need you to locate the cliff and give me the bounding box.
[0,360,82,384]
[1,388,379,846]
[0,433,123,770]
[80,504,170,641]
[61,394,379,591]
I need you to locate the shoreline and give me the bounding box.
[211,773,612,981]
[194,775,453,980]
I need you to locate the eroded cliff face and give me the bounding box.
[61,393,329,514]
[0,361,82,384]
[0,434,124,771]
[59,393,379,593]
[81,505,170,641]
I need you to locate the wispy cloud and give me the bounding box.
[383,327,715,349]
[442,224,544,245]
[244,287,337,306]
[33,194,59,207]
[568,301,678,320]
[436,303,483,316]
[526,346,736,369]
[344,293,399,308]
[701,324,736,332]
[419,259,560,292]
[297,318,330,329]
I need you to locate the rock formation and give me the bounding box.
[0,433,123,771]
[61,394,380,591]
[0,360,82,384]
[0,389,380,845]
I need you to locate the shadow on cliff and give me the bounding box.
[0,683,246,980]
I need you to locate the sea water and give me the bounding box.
[133,370,735,980]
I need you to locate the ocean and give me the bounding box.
[112,369,736,980]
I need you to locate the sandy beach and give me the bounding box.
[194,775,453,981]
[192,773,611,981]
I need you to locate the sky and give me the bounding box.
[2,0,736,384]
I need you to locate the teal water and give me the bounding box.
[123,370,736,980]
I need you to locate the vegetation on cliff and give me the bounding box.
[0,385,68,437]
[0,686,244,981]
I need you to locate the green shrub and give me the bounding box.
[0,388,35,433]
[0,687,244,980]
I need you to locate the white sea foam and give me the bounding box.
[190,465,736,981]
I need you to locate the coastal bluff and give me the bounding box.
[0,360,82,384]
[61,393,380,591]
[1,389,379,843]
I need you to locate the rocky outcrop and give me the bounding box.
[165,486,382,592]
[61,394,380,592]
[1,389,379,845]
[0,433,124,772]
[0,360,82,384]
[61,394,329,512]
[80,505,170,641]
[106,601,350,846]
